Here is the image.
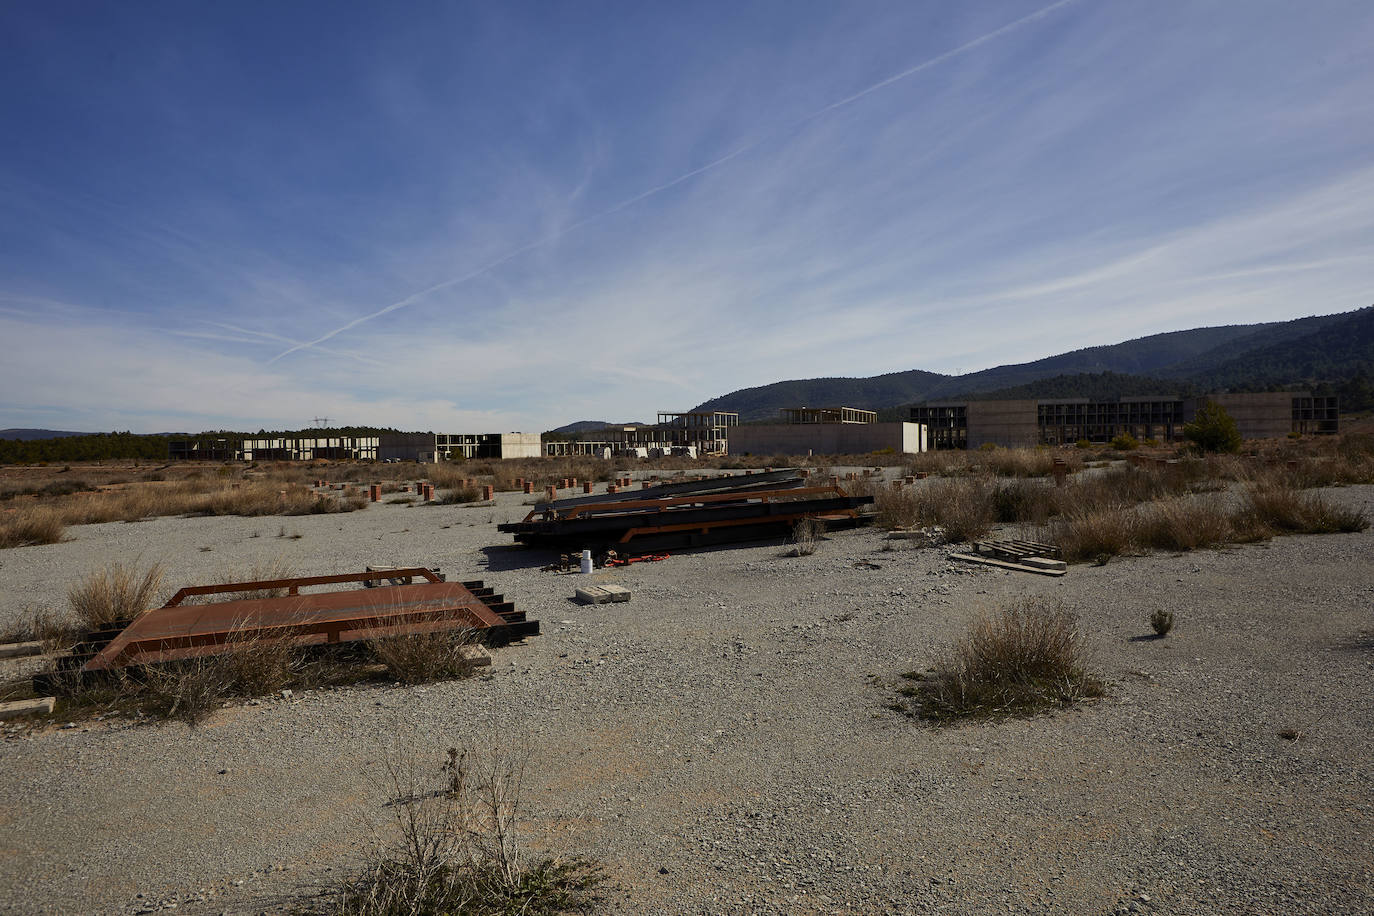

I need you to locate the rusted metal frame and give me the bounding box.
[616,508,857,543]
[84,592,506,673]
[541,485,843,522]
[163,567,443,607]
[89,604,501,671]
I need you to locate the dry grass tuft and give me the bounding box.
[1047,507,1137,562]
[68,562,164,629]
[897,598,1104,723]
[438,486,482,505]
[369,630,480,685]
[1245,476,1369,534]
[782,517,822,557]
[925,477,995,543]
[0,507,66,549]
[1134,499,1235,552]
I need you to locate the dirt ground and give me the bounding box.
[1,471,1371,915]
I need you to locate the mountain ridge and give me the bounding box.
[690,306,1373,421]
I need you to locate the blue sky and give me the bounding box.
[2,1,1371,434]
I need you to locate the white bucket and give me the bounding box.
[579,549,593,574]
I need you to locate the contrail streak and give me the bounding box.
[270,0,1080,363]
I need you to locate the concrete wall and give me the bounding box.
[378,433,438,462]
[498,433,543,459]
[1204,393,1296,440]
[728,422,926,456]
[965,400,1039,448]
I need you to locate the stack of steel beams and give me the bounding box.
[497,469,873,551]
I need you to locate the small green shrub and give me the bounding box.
[1150,609,1175,637]
[1109,433,1139,451]
[1184,401,1242,453]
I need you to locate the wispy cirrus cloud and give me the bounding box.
[2,1,1372,432]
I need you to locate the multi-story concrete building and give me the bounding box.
[728,407,927,456]
[169,431,542,462]
[910,392,1338,449]
[544,412,739,458]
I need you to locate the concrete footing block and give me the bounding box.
[575,584,631,604]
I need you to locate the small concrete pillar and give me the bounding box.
[1052,457,1068,488]
[561,478,570,489]
[607,484,619,494]
[515,477,524,488]
[915,472,928,480]
[523,480,534,494]
[482,485,494,501]
[424,484,435,501]
[569,477,578,487]
[829,475,840,487]
[369,484,381,502]
[892,479,904,489]
[583,481,594,493]
[546,485,558,501]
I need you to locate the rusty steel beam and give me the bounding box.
[162,567,444,607]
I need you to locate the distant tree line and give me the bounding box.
[0,432,171,464]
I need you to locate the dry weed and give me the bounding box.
[897,598,1103,723]
[369,629,479,685]
[68,562,164,629]
[0,507,66,549]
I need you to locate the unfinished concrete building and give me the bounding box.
[545,412,739,458]
[169,431,542,462]
[728,407,927,456]
[911,392,1338,449]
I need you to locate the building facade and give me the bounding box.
[170,431,542,462]
[910,392,1338,449]
[728,406,926,455]
[545,412,739,458]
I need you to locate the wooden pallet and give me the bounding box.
[972,538,1062,562]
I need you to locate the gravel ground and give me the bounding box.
[1,478,1372,915]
